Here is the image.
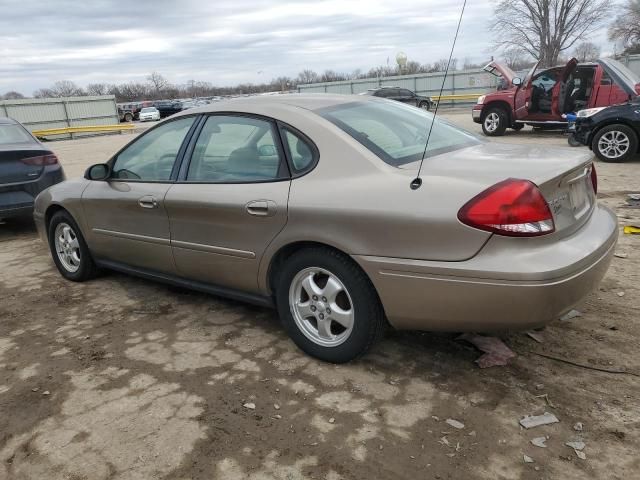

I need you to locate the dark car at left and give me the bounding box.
[0,117,65,219]
[360,87,434,110]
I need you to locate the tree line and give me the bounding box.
[2,0,639,103]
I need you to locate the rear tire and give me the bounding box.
[48,211,98,282]
[275,247,386,363]
[419,101,431,111]
[482,107,508,136]
[592,124,638,163]
[124,113,133,122]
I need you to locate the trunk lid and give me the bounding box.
[401,142,596,235]
[0,146,50,185]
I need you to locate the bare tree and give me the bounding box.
[573,41,601,61]
[297,69,319,84]
[502,47,534,70]
[2,91,25,100]
[432,58,449,72]
[86,83,110,96]
[609,0,640,53]
[33,81,84,98]
[146,72,169,94]
[490,0,611,67]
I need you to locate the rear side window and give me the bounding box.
[0,124,35,145]
[282,128,315,173]
[186,115,286,183]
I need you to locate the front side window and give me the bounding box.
[186,115,285,182]
[317,100,481,166]
[111,117,195,181]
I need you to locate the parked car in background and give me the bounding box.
[0,117,65,219]
[153,100,183,118]
[34,94,615,363]
[138,107,161,122]
[117,106,135,123]
[360,87,434,110]
[473,57,640,136]
[573,97,640,162]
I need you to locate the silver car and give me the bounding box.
[34,94,617,362]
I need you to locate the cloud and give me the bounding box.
[0,0,610,94]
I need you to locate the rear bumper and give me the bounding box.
[0,165,64,219]
[472,106,482,123]
[354,204,617,331]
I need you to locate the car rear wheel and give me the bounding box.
[419,101,431,111]
[48,211,98,282]
[592,124,638,163]
[124,113,133,122]
[275,247,386,363]
[482,107,508,136]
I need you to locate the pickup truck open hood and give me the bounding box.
[483,61,517,84]
[598,58,640,97]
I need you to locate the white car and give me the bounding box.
[138,107,160,122]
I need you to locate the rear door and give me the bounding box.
[514,61,541,119]
[81,116,198,273]
[164,114,292,293]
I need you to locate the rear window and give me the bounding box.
[317,100,480,166]
[141,108,156,112]
[0,124,35,145]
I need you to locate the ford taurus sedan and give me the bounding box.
[34,94,617,363]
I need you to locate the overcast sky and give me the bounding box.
[0,0,613,94]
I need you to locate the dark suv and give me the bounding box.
[361,87,433,110]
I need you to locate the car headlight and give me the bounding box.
[477,95,486,105]
[577,107,606,118]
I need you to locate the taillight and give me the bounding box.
[458,179,555,237]
[590,163,597,194]
[19,154,58,166]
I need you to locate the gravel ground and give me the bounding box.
[0,111,638,480]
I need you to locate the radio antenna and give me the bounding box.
[411,0,467,190]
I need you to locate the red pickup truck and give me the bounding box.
[472,57,640,136]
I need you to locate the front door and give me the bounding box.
[514,61,541,119]
[165,114,292,294]
[82,116,198,273]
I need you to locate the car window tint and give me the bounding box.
[112,117,195,181]
[318,100,481,166]
[187,116,283,182]
[283,129,314,172]
[0,124,35,145]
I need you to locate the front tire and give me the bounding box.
[419,101,431,111]
[482,107,508,136]
[48,211,98,282]
[592,124,638,163]
[275,247,386,363]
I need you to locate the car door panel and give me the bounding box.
[514,61,541,119]
[82,181,175,272]
[165,182,289,293]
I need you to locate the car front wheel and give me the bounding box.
[419,101,431,111]
[592,124,638,163]
[48,210,98,282]
[275,247,386,363]
[482,107,508,136]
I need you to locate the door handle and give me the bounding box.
[246,200,276,217]
[138,195,158,209]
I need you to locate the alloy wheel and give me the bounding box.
[484,112,500,133]
[598,130,630,159]
[54,222,81,273]
[289,267,354,347]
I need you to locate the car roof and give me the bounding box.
[175,93,378,116]
[0,117,19,125]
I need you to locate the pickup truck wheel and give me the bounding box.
[124,113,133,122]
[482,107,508,136]
[592,124,638,163]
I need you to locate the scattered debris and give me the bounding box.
[617,291,626,297]
[468,431,476,437]
[614,252,628,259]
[31,387,39,392]
[560,309,582,321]
[519,412,559,429]
[328,417,335,424]
[526,330,544,343]
[529,351,640,377]
[431,415,440,421]
[573,422,584,432]
[243,402,256,410]
[566,440,585,451]
[458,334,516,368]
[523,454,535,463]
[534,394,556,408]
[273,404,280,410]
[445,419,465,430]
[575,450,587,460]
[535,383,545,390]
[272,414,282,420]
[439,436,450,447]
[531,437,548,448]
[42,390,50,396]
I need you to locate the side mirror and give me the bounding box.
[512,77,523,86]
[258,144,277,156]
[85,163,110,181]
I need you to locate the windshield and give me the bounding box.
[317,99,481,166]
[0,123,35,145]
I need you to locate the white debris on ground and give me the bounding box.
[573,422,584,431]
[531,437,548,448]
[445,419,465,429]
[566,440,585,451]
[519,412,559,429]
[523,454,535,463]
[242,402,256,410]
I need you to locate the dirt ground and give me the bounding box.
[1,112,639,480]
